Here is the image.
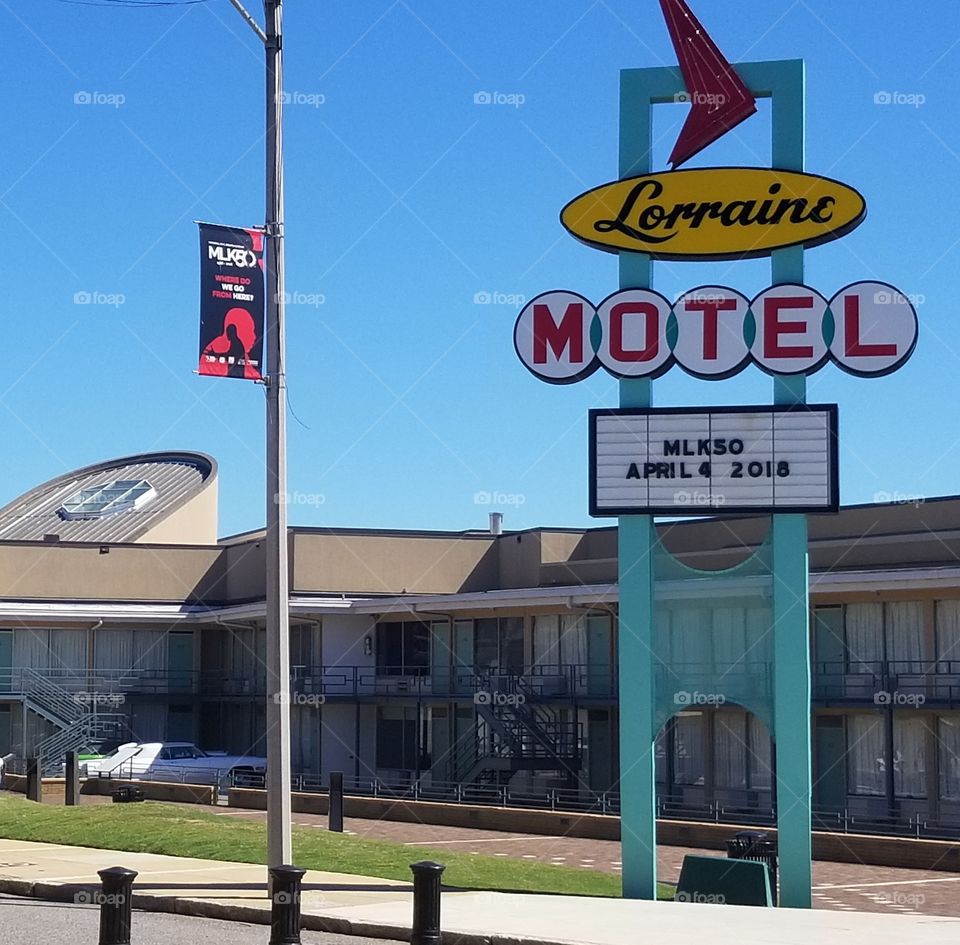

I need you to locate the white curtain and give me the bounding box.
[670,608,708,669]
[886,602,923,665]
[748,715,772,790]
[938,715,960,801]
[845,603,883,672]
[94,629,167,673]
[532,616,559,668]
[846,714,885,795]
[559,614,586,668]
[894,716,927,797]
[712,608,746,673]
[673,713,705,785]
[15,628,86,674]
[936,602,960,664]
[714,709,747,789]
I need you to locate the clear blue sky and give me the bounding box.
[2,0,957,537]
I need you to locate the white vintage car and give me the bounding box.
[85,741,266,788]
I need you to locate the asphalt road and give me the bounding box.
[0,893,404,945]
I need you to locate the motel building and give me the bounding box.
[0,449,959,838]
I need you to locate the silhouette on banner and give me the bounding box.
[197,223,265,380]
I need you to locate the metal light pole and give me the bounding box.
[228,0,293,868]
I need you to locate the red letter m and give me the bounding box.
[533,302,584,365]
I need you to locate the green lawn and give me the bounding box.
[0,795,675,898]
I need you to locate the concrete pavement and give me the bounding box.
[0,838,959,945]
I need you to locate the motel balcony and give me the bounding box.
[813,660,960,707]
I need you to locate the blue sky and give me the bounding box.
[1,0,957,537]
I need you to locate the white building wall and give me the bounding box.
[321,614,375,670]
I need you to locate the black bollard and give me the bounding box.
[97,866,137,945]
[410,861,445,945]
[269,864,305,945]
[65,750,80,806]
[25,757,40,803]
[328,770,343,832]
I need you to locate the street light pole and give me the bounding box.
[263,0,293,869]
[228,0,292,869]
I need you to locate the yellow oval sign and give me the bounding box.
[560,167,866,260]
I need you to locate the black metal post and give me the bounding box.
[65,750,80,806]
[269,864,305,945]
[410,860,444,945]
[25,757,40,803]
[328,770,343,832]
[97,866,137,945]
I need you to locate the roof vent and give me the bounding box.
[489,512,503,535]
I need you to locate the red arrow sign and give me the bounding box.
[660,0,758,167]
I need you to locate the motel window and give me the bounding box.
[846,714,885,796]
[845,602,923,672]
[376,707,418,770]
[713,709,772,792]
[938,715,960,801]
[474,617,524,675]
[375,622,430,676]
[935,602,960,668]
[673,712,704,785]
[894,716,927,799]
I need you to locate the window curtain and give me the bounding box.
[532,616,560,669]
[748,715,772,790]
[886,602,923,666]
[893,716,927,798]
[673,713,705,785]
[846,713,885,795]
[670,608,709,671]
[94,629,167,674]
[936,602,960,665]
[559,614,586,669]
[714,709,747,789]
[845,603,883,672]
[938,715,960,801]
[712,608,746,674]
[15,628,86,674]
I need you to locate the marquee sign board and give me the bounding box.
[589,404,839,516]
[560,168,867,260]
[515,282,918,382]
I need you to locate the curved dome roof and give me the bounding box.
[0,451,216,544]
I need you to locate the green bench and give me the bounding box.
[675,854,773,907]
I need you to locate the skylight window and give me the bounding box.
[59,479,157,521]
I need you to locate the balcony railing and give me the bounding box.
[813,659,960,706]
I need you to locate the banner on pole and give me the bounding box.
[197,223,265,381]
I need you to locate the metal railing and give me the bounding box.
[813,659,960,704]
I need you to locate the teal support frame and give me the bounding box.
[616,60,812,907]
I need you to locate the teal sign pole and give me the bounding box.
[616,60,813,907]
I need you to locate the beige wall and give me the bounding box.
[0,543,224,601]
[291,532,499,595]
[136,478,218,546]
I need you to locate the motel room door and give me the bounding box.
[0,630,11,692]
[168,631,194,693]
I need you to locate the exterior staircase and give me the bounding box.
[21,669,126,776]
[456,674,582,787]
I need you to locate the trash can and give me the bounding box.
[112,785,145,803]
[725,830,778,903]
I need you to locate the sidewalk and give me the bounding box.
[0,838,959,945]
